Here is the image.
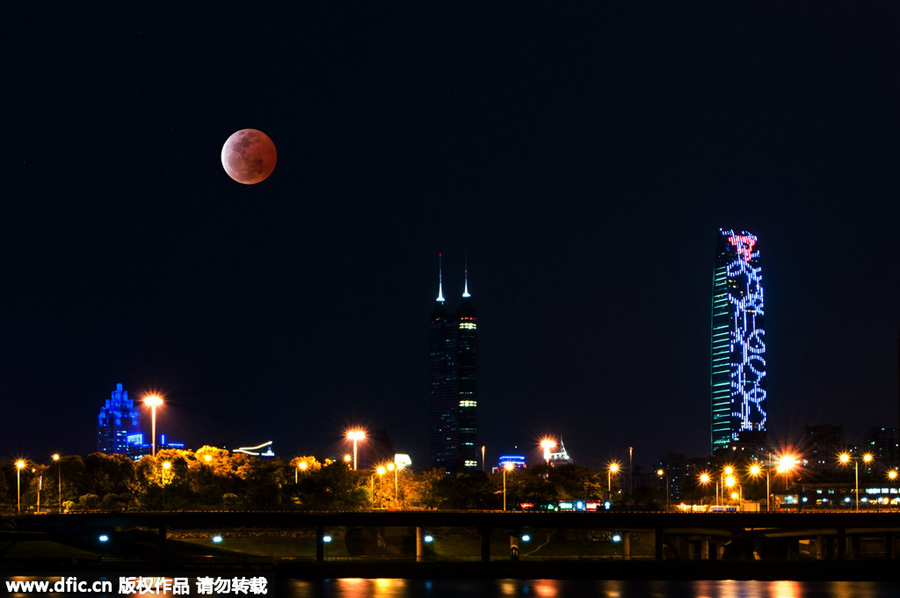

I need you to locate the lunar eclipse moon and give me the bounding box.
[221,129,277,184]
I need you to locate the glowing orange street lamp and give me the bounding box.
[540,438,557,467]
[143,394,164,457]
[346,430,366,471]
[52,454,62,514]
[608,462,620,501]
[749,463,771,512]
[16,460,26,515]
[839,452,873,511]
[502,462,515,511]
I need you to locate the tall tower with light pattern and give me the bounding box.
[711,229,767,454]
[428,256,479,470]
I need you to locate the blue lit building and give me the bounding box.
[429,256,479,470]
[711,230,767,454]
[97,383,141,455]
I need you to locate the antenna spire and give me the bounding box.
[436,253,445,303]
[462,252,471,298]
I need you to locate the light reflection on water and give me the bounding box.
[283,579,900,598]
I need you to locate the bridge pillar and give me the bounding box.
[509,532,520,562]
[622,533,631,560]
[654,527,664,561]
[850,534,861,560]
[416,527,425,562]
[700,537,709,561]
[837,528,846,561]
[316,525,325,562]
[480,527,491,563]
[816,535,826,560]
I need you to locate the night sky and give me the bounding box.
[5,3,900,470]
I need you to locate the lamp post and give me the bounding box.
[720,466,734,505]
[608,462,619,502]
[143,394,164,457]
[33,468,41,513]
[161,461,171,484]
[657,469,669,509]
[656,469,669,511]
[699,473,712,506]
[16,460,26,515]
[346,430,365,471]
[295,460,308,484]
[387,463,399,502]
[749,463,770,512]
[52,454,62,514]
[502,462,514,511]
[839,452,873,511]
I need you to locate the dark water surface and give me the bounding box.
[283,579,900,598]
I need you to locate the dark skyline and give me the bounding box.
[4,4,900,470]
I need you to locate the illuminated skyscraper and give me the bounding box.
[429,256,479,470]
[97,383,141,455]
[711,229,767,454]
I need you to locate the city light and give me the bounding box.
[346,429,366,471]
[142,394,164,457]
[15,460,26,515]
[540,438,557,466]
[839,452,874,511]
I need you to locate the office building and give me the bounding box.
[711,229,767,454]
[803,425,844,474]
[429,256,478,470]
[97,383,141,455]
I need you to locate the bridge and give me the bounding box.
[8,510,900,564]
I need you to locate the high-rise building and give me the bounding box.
[97,383,141,455]
[711,229,767,455]
[429,256,478,470]
[803,424,844,473]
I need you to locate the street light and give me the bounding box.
[699,472,714,505]
[657,469,669,509]
[608,462,619,501]
[346,430,366,471]
[749,463,770,512]
[16,460,26,515]
[387,462,401,504]
[720,466,734,505]
[52,454,62,514]
[295,460,308,484]
[502,462,515,511]
[540,438,556,467]
[839,452,873,511]
[143,394,164,457]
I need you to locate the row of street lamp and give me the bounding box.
[656,452,898,512]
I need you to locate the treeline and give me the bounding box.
[0,448,658,513]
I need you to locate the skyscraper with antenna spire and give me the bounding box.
[429,254,479,470]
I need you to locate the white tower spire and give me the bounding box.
[462,253,471,298]
[436,253,445,303]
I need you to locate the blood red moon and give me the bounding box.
[221,129,277,184]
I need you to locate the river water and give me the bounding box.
[282,579,900,598]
